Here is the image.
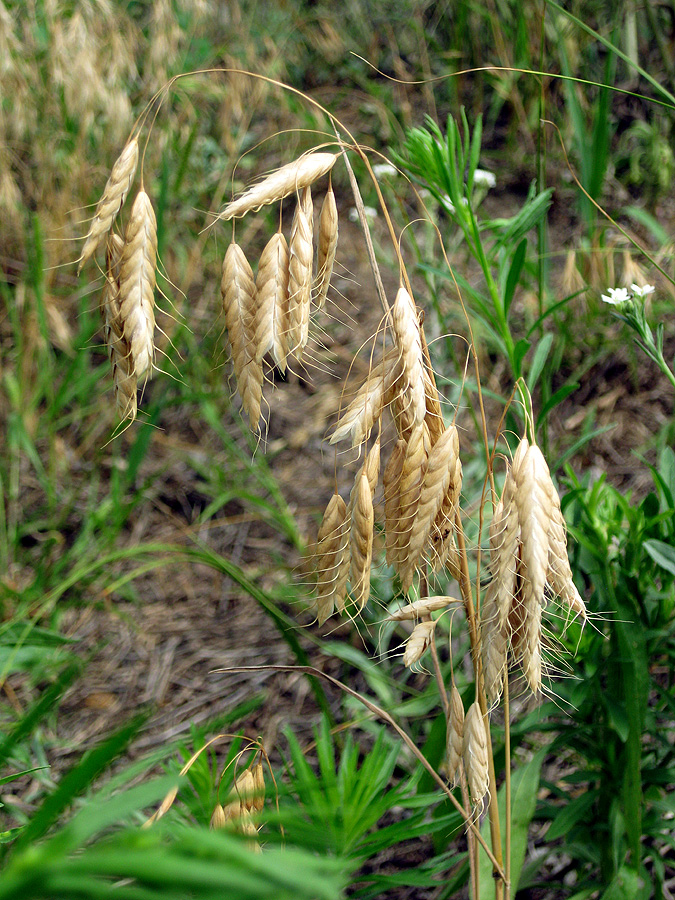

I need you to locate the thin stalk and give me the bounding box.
[504,674,512,899]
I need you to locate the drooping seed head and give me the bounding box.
[255,231,290,372]
[315,183,338,308]
[391,286,426,429]
[402,619,436,667]
[447,684,465,786]
[118,188,157,379]
[463,702,489,807]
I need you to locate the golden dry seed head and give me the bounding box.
[78,138,139,274]
[480,580,508,706]
[101,235,137,422]
[446,684,465,786]
[397,423,429,590]
[349,470,374,612]
[255,231,290,372]
[315,183,338,309]
[218,152,338,221]
[463,702,489,807]
[387,595,456,621]
[210,803,227,830]
[252,763,265,813]
[391,286,426,428]
[118,189,157,379]
[315,492,348,625]
[402,619,436,667]
[489,473,520,632]
[383,438,406,568]
[363,436,381,495]
[288,187,313,357]
[330,352,401,448]
[235,769,256,813]
[515,442,553,615]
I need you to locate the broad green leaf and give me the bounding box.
[527,332,553,393]
[503,238,527,319]
[644,540,675,576]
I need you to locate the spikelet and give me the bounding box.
[101,234,137,421]
[463,702,489,807]
[349,470,374,612]
[330,352,401,448]
[402,619,436,667]
[210,803,227,830]
[235,769,256,813]
[255,231,290,372]
[489,474,520,632]
[480,579,508,706]
[118,189,157,379]
[397,423,429,591]
[407,425,460,573]
[315,492,348,625]
[78,138,138,273]
[386,595,455,621]
[384,439,406,568]
[252,763,265,813]
[428,460,462,578]
[221,242,263,428]
[391,286,426,428]
[218,152,338,221]
[288,186,313,357]
[547,490,587,621]
[446,684,465,786]
[314,181,338,308]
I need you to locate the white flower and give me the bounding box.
[630,283,655,299]
[601,287,631,306]
[348,206,377,223]
[372,162,397,178]
[474,168,496,189]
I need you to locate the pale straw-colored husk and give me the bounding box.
[101,233,136,421]
[217,152,338,221]
[402,619,436,667]
[315,492,348,625]
[255,230,290,372]
[221,242,263,428]
[288,186,313,356]
[349,470,374,612]
[252,763,265,813]
[391,286,426,428]
[446,684,465,786]
[330,351,401,448]
[463,701,489,807]
[407,424,460,572]
[547,488,587,620]
[210,803,227,830]
[383,439,406,568]
[397,423,429,591]
[489,473,520,632]
[314,182,338,308]
[480,579,508,706]
[387,595,455,621]
[118,188,157,379]
[78,138,138,273]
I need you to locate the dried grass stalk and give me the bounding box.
[78,138,138,273]
[288,186,313,357]
[255,231,290,372]
[101,233,136,421]
[446,684,465,786]
[402,619,436,667]
[315,492,348,625]
[221,242,263,428]
[391,286,426,428]
[314,182,338,308]
[218,152,338,221]
[349,470,374,612]
[330,351,401,448]
[119,189,157,379]
[463,702,489,807]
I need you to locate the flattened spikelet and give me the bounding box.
[330,352,401,448]
[255,231,290,372]
[288,187,313,356]
[397,423,428,591]
[392,286,426,428]
[387,595,455,621]
[384,439,406,568]
[402,619,435,667]
[101,233,136,421]
[447,685,465,786]
[314,183,338,308]
[349,471,374,612]
[218,152,338,221]
[315,492,348,625]
[119,189,157,379]
[78,138,139,273]
[463,702,489,807]
[481,579,508,706]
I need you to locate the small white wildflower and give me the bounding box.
[348,206,378,223]
[601,287,631,306]
[372,162,397,178]
[474,168,496,189]
[631,283,655,299]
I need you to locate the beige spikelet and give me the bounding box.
[407,425,460,573]
[391,286,426,428]
[78,138,138,273]
[463,702,489,807]
[397,424,429,591]
[101,234,137,421]
[545,483,587,620]
[221,242,263,428]
[315,492,348,625]
[255,231,290,372]
[118,189,157,379]
[402,619,436,667]
[314,182,338,308]
[349,470,374,612]
[251,763,265,813]
[387,595,456,621]
[288,187,313,357]
[446,684,465,786]
[428,460,462,578]
[218,152,338,221]
[489,474,520,632]
[481,579,508,706]
[210,803,227,830]
[330,352,401,448]
[384,439,406,568]
[362,436,381,495]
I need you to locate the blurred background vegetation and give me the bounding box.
[0,1,674,898]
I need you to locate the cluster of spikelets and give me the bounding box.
[217,152,339,430]
[210,762,265,852]
[481,437,587,701]
[315,285,462,624]
[77,137,157,422]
